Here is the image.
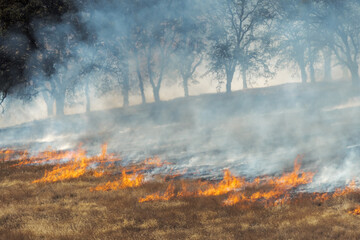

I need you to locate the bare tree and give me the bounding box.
[207,0,272,93]
[324,0,360,85]
[172,3,207,97]
[273,0,312,84]
[144,21,179,102]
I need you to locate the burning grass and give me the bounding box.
[2,147,360,239]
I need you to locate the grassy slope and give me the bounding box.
[1,82,360,239]
[0,82,358,143]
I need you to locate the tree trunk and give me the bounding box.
[309,60,315,83]
[55,92,65,117]
[122,61,130,108]
[85,94,90,113]
[226,69,235,93]
[341,67,349,80]
[135,52,146,104]
[153,87,160,102]
[242,69,247,89]
[85,81,90,113]
[349,64,360,85]
[183,76,189,97]
[42,92,54,117]
[146,50,162,103]
[138,73,146,104]
[300,66,307,84]
[122,79,130,108]
[299,60,307,84]
[122,88,129,107]
[148,67,163,103]
[47,100,54,117]
[297,49,307,84]
[323,48,332,81]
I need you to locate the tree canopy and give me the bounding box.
[1,0,360,115]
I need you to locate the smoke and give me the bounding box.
[1,0,360,192]
[2,82,360,191]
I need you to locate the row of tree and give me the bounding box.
[1,0,360,116]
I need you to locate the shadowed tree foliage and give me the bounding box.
[0,0,78,104]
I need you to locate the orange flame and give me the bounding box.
[4,144,359,209]
[32,144,120,183]
[223,193,246,206]
[32,150,88,183]
[333,180,358,197]
[139,183,175,202]
[0,149,15,162]
[268,157,315,189]
[349,206,360,215]
[176,180,193,198]
[139,158,315,205]
[197,169,245,196]
[12,148,75,167]
[1,149,28,163]
[89,156,171,191]
[93,170,105,178]
[143,156,170,167]
[313,192,330,202]
[222,157,314,206]
[90,169,144,191]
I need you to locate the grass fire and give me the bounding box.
[2,143,360,239]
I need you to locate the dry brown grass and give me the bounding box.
[2,161,360,240]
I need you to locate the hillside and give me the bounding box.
[1,82,360,189]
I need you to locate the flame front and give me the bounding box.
[32,144,120,183]
[3,144,360,209]
[139,183,175,202]
[138,156,316,206]
[334,180,358,197]
[90,169,144,191]
[223,157,315,206]
[197,169,245,196]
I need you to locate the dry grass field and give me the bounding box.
[2,159,360,240]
